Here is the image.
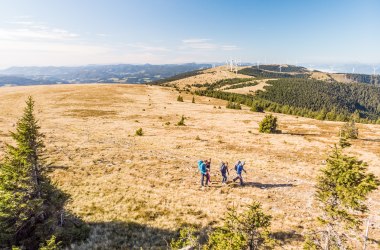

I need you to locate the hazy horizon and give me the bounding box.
[0,0,379,68]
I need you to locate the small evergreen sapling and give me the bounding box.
[135,128,143,136]
[259,114,278,133]
[304,145,380,249]
[177,115,186,126]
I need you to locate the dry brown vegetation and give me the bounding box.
[0,84,379,249]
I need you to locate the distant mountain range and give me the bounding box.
[0,63,379,87]
[0,63,211,86]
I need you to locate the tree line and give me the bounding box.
[195,78,380,123]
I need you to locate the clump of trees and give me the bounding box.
[177,95,184,102]
[250,101,264,112]
[195,77,380,123]
[171,201,275,250]
[304,143,380,249]
[259,114,278,133]
[226,101,242,110]
[0,97,88,249]
[340,120,359,139]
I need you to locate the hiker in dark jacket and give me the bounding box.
[198,160,208,187]
[205,158,211,184]
[220,161,229,184]
[233,161,246,186]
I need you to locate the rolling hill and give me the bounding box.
[0,83,379,249]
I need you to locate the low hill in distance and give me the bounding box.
[0,83,379,249]
[0,63,211,86]
[160,65,380,123]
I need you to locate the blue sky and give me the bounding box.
[0,0,379,68]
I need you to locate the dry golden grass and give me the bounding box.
[165,66,253,90]
[0,84,379,249]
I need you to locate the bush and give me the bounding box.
[251,102,264,112]
[135,128,143,136]
[205,202,275,250]
[340,120,358,139]
[170,227,198,249]
[177,95,184,102]
[177,115,186,126]
[226,101,241,110]
[304,146,380,249]
[259,114,278,133]
[192,96,195,103]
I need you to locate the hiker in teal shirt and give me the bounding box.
[198,160,208,187]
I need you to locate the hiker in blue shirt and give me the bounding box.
[198,160,208,187]
[220,161,229,184]
[233,161,246,186]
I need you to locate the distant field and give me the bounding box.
[0,84,379,249]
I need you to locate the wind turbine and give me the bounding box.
[279,65,282,73]
[372,66,378,85]
[257,61,260,69]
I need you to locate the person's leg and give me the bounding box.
[239,174,244,186]
[201,174,204,186]
[206,173,210,186]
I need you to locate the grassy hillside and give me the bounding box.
[256,79,380,121]
[0,84,379,249]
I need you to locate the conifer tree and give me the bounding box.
[0,97,88,249]
[305,145,380,249]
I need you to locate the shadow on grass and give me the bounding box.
[271,230,304,245]
[281,132,320,136]
[242,182,294,189]
[73,221,176,249]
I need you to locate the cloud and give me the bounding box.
[0,21,78,41]
[125,43,170,52]
[180,38,239,51]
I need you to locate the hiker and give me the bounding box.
[233,161,247,186]
[220,161,229,184]
[205,158,211,184]
[198,160,208,187]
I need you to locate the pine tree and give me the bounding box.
[259,114,278,133]
[305,146,380,249]
[206,201,275,250]
[0,97,88,249]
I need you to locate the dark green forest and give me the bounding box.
[195,78,380,123]
[238,67,308,79]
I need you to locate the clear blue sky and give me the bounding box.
[0,0,379,68]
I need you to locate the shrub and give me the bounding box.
[177,95,184,102]
[170,227,198,250]
[304,146,380,249]
[226,101,241,110]
[177,115,186,126]
[251,102,264,112]
[205,202,275,250]
[259,114,278,133]
[135,128,143,136]
[192,96,195,103]
[340,120,358,139]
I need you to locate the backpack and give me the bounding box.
[220,163,226,172]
